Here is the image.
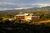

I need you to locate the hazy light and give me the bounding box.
[32,3,50,7]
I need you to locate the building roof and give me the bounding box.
[16,13,29,16]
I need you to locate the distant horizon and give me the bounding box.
[0,5,47,10]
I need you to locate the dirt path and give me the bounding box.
[39,20,50,23]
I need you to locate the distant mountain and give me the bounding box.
[0,6,50,17]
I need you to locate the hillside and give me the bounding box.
[0,6,50,17]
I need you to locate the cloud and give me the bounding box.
[0,0,50,10]
[32,3,50,7]
[0,2,16,5]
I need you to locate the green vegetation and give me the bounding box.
[0,6,50,23]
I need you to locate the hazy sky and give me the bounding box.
[0,0,50,10]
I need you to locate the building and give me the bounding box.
[16,14,25,20]
[32,16,40,22]
[15,13,32,21]
[15,13,40,22]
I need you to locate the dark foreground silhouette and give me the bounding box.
[0,20,50,33]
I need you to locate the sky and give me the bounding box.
[0,0,50,10]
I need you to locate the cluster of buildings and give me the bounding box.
[2,12,40,23]
[15,12,40,22]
